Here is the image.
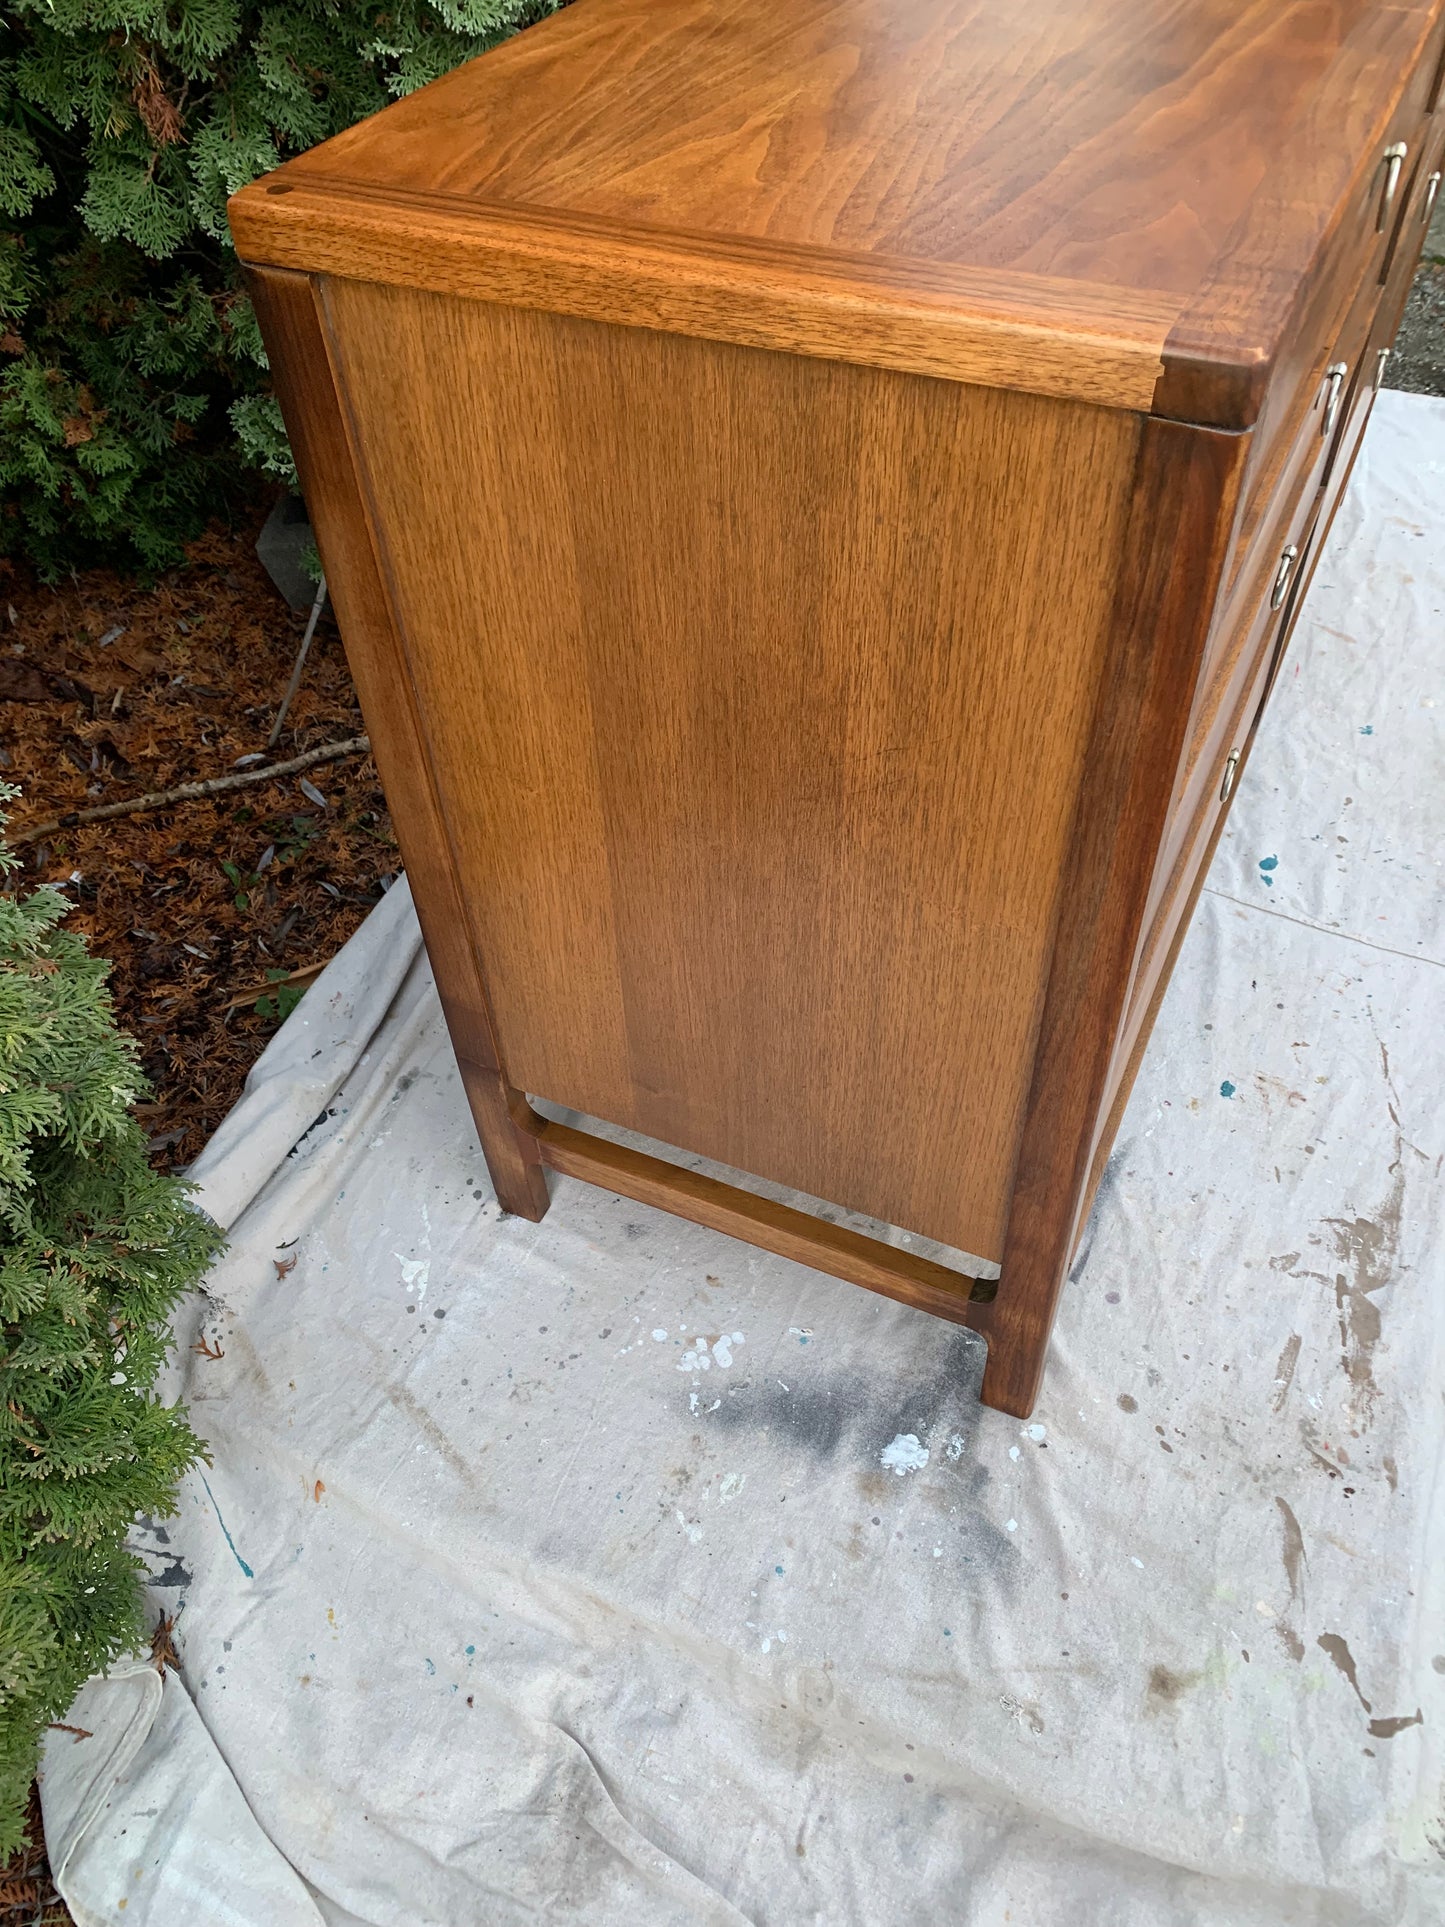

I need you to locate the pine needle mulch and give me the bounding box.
[0,506,398,1919]
[1,506,397,1171]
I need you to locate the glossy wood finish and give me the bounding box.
[320,276,1139,1258]
[229,0,1443,422]
[985,418,1248,1415]
[243,265,550,1221]
[235,0,1445,1415]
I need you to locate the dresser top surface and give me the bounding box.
[233,0,1444,419]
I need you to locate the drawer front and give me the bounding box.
[1220,281,1375,616]
[1223,18,1444,586]
[1285,108,1445,622]
[1130,479,1321,1034]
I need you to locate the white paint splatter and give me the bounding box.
[1025,1422,1047,1443]
[674,1510,703,1545]
[680,1331,746,1373]
[1005,1518,1018,1533]
[689,1391,700,1415]
[932,1545,943,1558]
[712,1331,745,1368]
[1130,1556,1145,1570]
[945,1433,966,1461]
[718,1472,746,1503]
[395,1253,429,1302]
[880,1433,930,1475]
[652,1328,669,1341]
[1008,1445,1020,1461]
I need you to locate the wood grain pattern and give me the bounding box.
[1155,0,1445,423]
[319,276,1140,1263]
[244,265,551,1221]
[230,0,1445,421]
[236,0,1445,1415]
[230,180,1174,408]
[985,417,1249,1416]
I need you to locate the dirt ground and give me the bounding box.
[0,502,395,1172]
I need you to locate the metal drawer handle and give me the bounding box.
[1377,142,1408,230]
[1374,346,1391,392]
[1220,749,1241,804]
[1321,361,1348,438]
[1424,170,1442,226]
[1270,544,1299,611]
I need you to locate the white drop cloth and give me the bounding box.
[40,391,1445,1926]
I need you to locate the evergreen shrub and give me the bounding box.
[0,791,224,1856]
[0,0,558,577]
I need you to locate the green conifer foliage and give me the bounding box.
[0,790,223,1855]
[0,0,559,576]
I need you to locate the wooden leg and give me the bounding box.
[455,1049,551,1221]
[978,1291,1061,1418]
[979,422,1251,1420]
[245,263,551,1226]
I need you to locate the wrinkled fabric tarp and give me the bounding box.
[41,391,1445,1926]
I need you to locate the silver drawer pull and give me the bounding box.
[1424,171,1442,225]
[1270,544,1299,611]
[1220,749,1241,804]
[1377,141,1408,230]
[1321,361,1348,437]
[1374,346,1391,392]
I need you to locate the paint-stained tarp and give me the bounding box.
[40,391,1445,1926]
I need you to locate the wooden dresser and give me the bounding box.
[231,0,1445,1416]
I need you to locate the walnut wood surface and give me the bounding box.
[516,1100,997,1329]
[985,418,1249,1416]
[230,0,1445,422]
[244,266,551,1220]
[319,277,1140,1262]
[231,181,1176,408]
[236,0,1445,1415]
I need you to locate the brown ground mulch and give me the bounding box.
[0,502,397,1171]
[0,1790,70,1926]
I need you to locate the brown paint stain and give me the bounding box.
[1271,1333,1302,1412]
[1146,1663,1202,1707]
[1318,1049,1409,1421]
[1275,1497,1306,1600]
[1367,1709,1422,1740]
[1272,1497,1308,1660]
[1317,1633,1371,1713]
[1382,1455,1398,1493]
[1117,1393,1138,1414]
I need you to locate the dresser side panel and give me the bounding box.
[321,278,1140,1258]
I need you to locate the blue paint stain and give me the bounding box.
[943,1629,952,1638]
[775,1565,785,1576]
[1360,725,1374,735]
[1220,1080,1236,1099]
[1259,854,1278,888]
[199,1475,253,1578]
[465,1645,475,1656]
[424,1658,436,1676]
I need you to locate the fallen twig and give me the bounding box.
[11,736,370,845]
[225,955,330,1012]
[268,573,329,750]
[47,1723,92,1742]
